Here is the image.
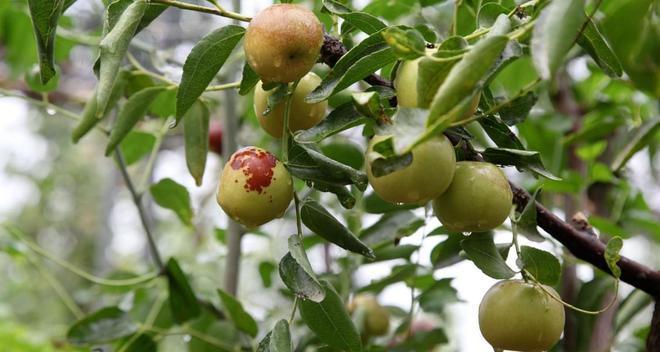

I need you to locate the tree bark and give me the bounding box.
[649,300,660,351]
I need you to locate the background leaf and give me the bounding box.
[149,178,194,227]
[67,307,137,346]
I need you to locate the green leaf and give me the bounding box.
[217,289,258,337]
[176,25,245,119]
[605,236,623,278]
[71,70,129,143]
[362,191,419,214]
[67,307,137,346]
[279,252,326,302]
[287,142,368,191]
[26,0,64,84]
[417,278,460,314]
[477,3,508,28]
[381,26,427,60]
[300,198,374,259]
[165,258,201,324]
[512,188,545,242]
[238,61,259,95]
[360,211,423,246]
[294,103,368,144]
[270,319,293,352]
[479,115,525,150]
[306,29,396,103]
[576,18,622,77]
[461,232,516,279]
[258,261,276,288]
[105,85,167,155]
[371,244,419,262]
[183,101,210,186]
[120,131,156,166]
[97,0,147,116]
[149,178,194,227]
[417,36,468,108]
[430,232,466,268]
[118,333,157,352]
[287,234,325,299]
[427,36,508,125]
[531,0,586,79]
[519,246,560,285]
[611,117,660,172]
[358,263,417,293]
[24,64,59,92]
[482,147,560,180]
[299,280,362,352]
[497,92,538,126]
[322,0,386,35]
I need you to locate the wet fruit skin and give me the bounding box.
[394,51,480,119]
[254,72,327,138]
[433,161,512,233]
[244,4,324,83]
[366,134,456,205]
[208,121,223,155]
[479,280,565,352]
[348,294,390,337]
[217,147,293,228]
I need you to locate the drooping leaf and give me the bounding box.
[531,0,586,79]
[294,102,368,143]
[97,0,148,116]
[479,115,525,150]
[105,86,167,155]
[360,210,423,246]
[270,319,293,352]
[299,280,362,352]
[610,117,660,172]
[322,0,386,35]
[67,307,137,346]
[26,0,65,84]
[519,246,561,285]
[430,232,466,268]
[381,26,427,60]
[306,29,396,103]
[427,35,509,125]
[279,253,326,302]
[217,289,258,337]
[71,70,129,143]
[183,101,210,186]
[577,18,623,77]
[482,147,560,180]
[286,234,325,300]
[605,236,623,278]
[461,232,516,279]
[239,61,259,95]
[149,178,194,227]
[120,131,156,166]
[165,258,201,324]
[300,198,374,259]
[176,25,245,119]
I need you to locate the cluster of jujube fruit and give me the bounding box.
[214,4,564,351]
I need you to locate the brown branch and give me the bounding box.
[649,300,660,351]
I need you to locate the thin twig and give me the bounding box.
[148,0,251,22]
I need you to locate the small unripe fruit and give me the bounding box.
[244,4,324,83]
[348,294,390,337]
[394,52,480,120]
[254,72,327,138]
[433,162,512,233]
[366,135,456,205]
[479,280,565,352]
[217,147,293,228]
[208,121,223,155]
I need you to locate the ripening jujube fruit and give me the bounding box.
[432,161,512,232]
[244,4,324,83]
[479,280,565,352]
[394,51,480,119]
[254,72,327,138]
[366,134,456,205]
[348,294,390,337]
[217,147,293,228]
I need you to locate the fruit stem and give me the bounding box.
[526,269,620,315]
[281,79,301,161]
[205,81,241,91]
[289,296,299,325]
[148,0,251,22]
